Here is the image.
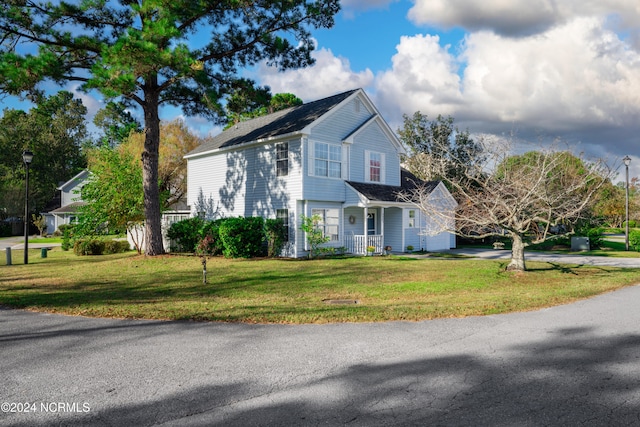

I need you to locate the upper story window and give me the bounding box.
[276,143,289,177]
[313,142,342,178]
[365,151,385,183]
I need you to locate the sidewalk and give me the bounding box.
[0,236,61,250]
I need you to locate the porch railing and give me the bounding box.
[344,234,383,255]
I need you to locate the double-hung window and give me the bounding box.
[311,208,340,242]
[276,143,289,177]
[313,142,342,178]
[365,151,385,183]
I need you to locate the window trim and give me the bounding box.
[311,208,340,242]
[365,150,385,184]
[276,142,289,177]
[309,141,343,179]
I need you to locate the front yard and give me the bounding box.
[1,248,639,323]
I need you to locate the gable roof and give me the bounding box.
[58,169,90,191]
[185,89,359,158]
[346,169,439,204]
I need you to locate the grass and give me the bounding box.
[1,248,639,324]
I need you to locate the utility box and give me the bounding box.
[571,237,590,251]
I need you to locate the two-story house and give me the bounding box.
[42,169,90,234]
[185,88,456,257]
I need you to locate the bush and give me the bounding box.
[103,240,131,254]
[584,227,605,249]
[219,217,265,258]
[73,239,106,256]
[630,230,640,252]
[264,218,287,257]
[167,217,205,252]
[59,224,75,251]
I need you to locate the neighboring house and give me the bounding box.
[185,88,457,257]
[42,169,89,234]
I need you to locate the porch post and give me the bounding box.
[381,208,385,238]
[363,207,368,236]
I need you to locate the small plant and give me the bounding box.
[300,214,330,259]
[406,245,414,253]
[31,214,47,236]
[366,245,376,255]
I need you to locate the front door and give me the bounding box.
[367,211,376,235]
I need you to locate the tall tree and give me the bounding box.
[400,139,610,271]
[0,0,340,255]
[398,112,483,183]
[224,89,303,129]
[78,118,203,247]
[0,91,87,217]
[124,118,202,208]
[93,101,142,148]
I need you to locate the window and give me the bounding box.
[313,142,342,178]
[369,152,381,182]
[276,143,289,177]
[277,209,289,241]
[366,151,384,183]
[408,210,415,228]
[311,208,340,241]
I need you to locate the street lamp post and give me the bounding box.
[22,150,34,264]
[623,155,631,251]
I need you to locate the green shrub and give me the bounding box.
[584,227,605,249]
[630,230,640,251]
[73,239,106,256]
[264,218,287,257]
[218,217,265,258]
[167,217,206,252]
[103,240,130,254]
[59,224,75,251]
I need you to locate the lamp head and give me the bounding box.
[22,150,34,165]
[623,155,631,167]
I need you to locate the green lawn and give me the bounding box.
[1,248,639,324]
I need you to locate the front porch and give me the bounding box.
[344,234,385,255]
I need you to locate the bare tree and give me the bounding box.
[401,138,611,271]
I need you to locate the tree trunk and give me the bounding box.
[506,233,526,271]
[141,87,165,256]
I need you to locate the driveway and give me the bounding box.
[2,283,640,426]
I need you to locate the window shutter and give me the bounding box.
[342,144,349,180]
[380,153,386,184]
[364,150,370,181]
[308,140,314,176]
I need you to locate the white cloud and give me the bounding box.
[256,47,374,101]
[408,0,640,37]
[373,34,463,120]
[370,16,640,159]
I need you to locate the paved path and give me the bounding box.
[2,283,640,426]
[446,248,640,268]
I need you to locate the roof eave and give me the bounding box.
[184,131,306,159]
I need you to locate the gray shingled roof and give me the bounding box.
[186,89,359,157]
[346,169,439,203]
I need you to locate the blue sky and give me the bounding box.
[2,0,639,178]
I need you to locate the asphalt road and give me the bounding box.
[2,283,640,426]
